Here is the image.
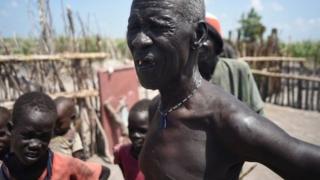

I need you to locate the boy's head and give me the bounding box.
[54,96,76,136]
[11,92,57,166]
[0,107,11,159]
[128,99,151,157]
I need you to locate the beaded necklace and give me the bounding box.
[159,77,202,129]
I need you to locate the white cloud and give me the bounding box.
[250,0,263,11]
[307,18,320,26]
[11,0,18,8]
[271,2,284,12]
[293,17,320,32]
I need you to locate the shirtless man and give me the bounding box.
[126,0,320,179]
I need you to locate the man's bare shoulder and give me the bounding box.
[200,80,259,130]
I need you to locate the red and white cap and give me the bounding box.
[205,12,222,36]
[205,12,223,55]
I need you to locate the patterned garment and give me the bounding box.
[39,153,102,180]
[0,152,102,180]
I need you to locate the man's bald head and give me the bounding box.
[131,0,205,23]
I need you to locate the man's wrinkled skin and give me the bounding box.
[127,0,320,179]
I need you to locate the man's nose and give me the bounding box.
[131,32,153,49]
[131,131,142,139]
[28,139,42,150]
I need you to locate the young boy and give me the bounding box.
[114,99,151,180]
[0,92,109,179]
[49,96,84,159]
[0,107,10,161]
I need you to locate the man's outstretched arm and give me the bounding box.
[218,103,320,179]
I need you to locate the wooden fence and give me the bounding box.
[241,56,306,74]
[0,52,114,159]
[0,52,108,107]
[241,57,320,112]
[252,70,320,111]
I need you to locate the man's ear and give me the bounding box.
[192,21,208,49]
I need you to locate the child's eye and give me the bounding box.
[40,134,51,142]
[21,133,33,139]
[71,115,76,120]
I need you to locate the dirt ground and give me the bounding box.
[242,103,320,180]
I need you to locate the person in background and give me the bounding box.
[0,107,11,162]
[49,96,85,159]
[114,99,151,180]
[198,13,264,114]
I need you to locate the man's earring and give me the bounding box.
[192,42,202,50]
[192,42,199,50]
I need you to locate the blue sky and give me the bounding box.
[0,0,320,42]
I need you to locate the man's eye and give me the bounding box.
[41,134,51,142]
[150,24,168,31]
[21,134,32,139]
[128,24,140,31]
[0,131,6,137]
[71,115,76,120]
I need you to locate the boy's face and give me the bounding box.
[11,110,54,166]
[55,106,76,135]
[0,117,10,158]
[198,33,218,80]
[128,111,149,154]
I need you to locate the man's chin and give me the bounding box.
[138,78,160,90]
[21,152,45,166]
[22,156,41,166]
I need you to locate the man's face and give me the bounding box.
[128,111,148,154]
[198,34,217,80]
[11,111,54,166]
[127,0,193,89]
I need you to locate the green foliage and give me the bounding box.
[114,38,131,59]
[1,37,38,55]
[239,8,265,43]
[281,41,320,64]
[0,36,132,60]
[280,40,320,65]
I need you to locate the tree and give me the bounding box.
[239,8,265,43]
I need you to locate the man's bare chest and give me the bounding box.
[140,113,242,179]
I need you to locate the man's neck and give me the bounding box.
[159,70,202,112]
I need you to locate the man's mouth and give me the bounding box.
[136,56,156,70]
[25,151,40,159]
